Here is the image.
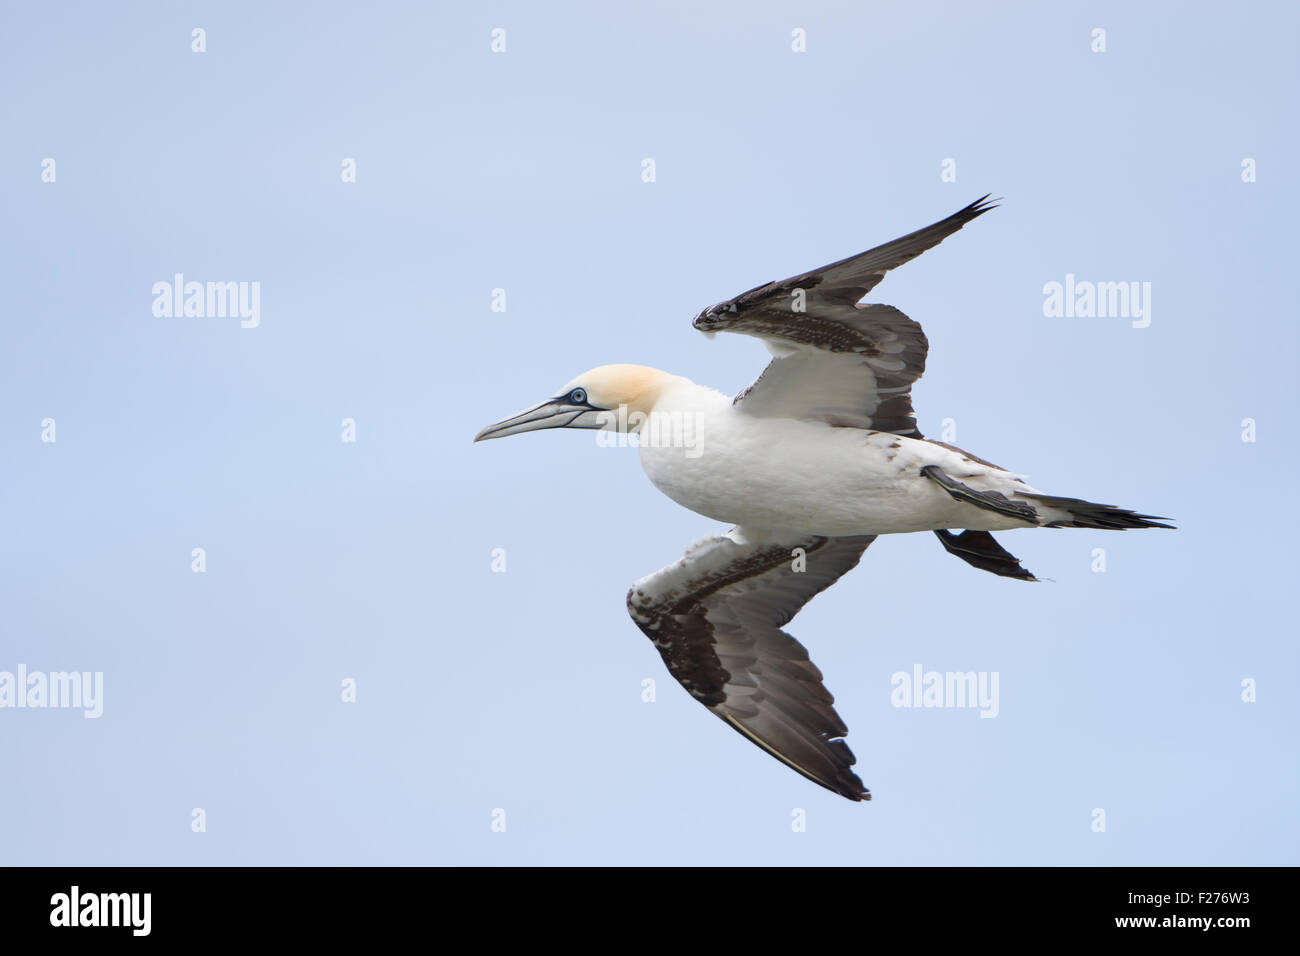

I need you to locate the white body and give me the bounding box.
[637,378,1057,536]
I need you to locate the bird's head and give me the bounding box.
[473,364,674,442]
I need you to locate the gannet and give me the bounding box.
[475,197,1172,801]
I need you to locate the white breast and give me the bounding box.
[636,380,1034,536]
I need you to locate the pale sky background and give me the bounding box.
[2,1,1296,865]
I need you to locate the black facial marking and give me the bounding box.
[557,387,600,409]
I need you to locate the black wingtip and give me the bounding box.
[963,194,1000,218]
[934,529,1039,581]
[1139,517,1177,530]
[830,776,872,802]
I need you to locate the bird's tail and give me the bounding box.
[1020,493,1175,530]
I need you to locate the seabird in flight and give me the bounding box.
[474,197,1172,801]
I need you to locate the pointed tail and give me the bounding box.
[1021,493,1175,530]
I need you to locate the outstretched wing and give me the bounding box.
[692,196,997,438]
[627,529,877,801]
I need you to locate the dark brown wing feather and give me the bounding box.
[627,531,876,801]
[692,197,997,437]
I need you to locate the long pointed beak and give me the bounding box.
[474,401,591,442]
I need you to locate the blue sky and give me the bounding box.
[1,0,1296,865]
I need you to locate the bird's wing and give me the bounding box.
[627,529,877,801]
[692,196,997,438]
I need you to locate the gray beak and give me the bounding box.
[474,401,602,442]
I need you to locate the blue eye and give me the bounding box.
[569,388,587,405]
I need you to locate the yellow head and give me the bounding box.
[474,364,676,442]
